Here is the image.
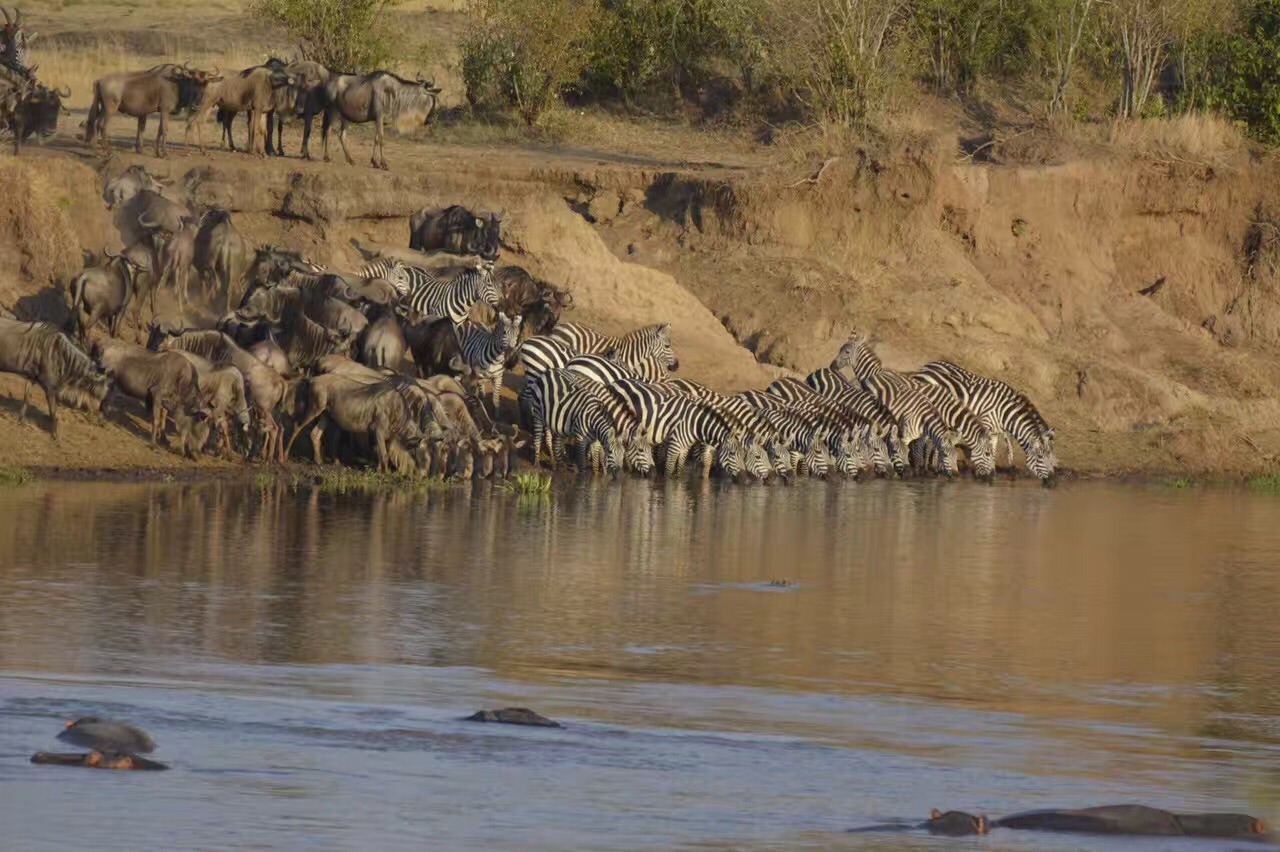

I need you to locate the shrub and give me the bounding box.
[460,0,601,124]
[251,0,401,72]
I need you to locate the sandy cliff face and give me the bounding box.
[2,143,1279,474]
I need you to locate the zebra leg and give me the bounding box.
[1003,432,1016,468]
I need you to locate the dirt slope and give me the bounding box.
[3,123,1280,475]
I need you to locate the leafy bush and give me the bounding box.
[251,0,401,72]
[913,0,1049,95]
[1184,0,1280,141]
[460,0,601,124]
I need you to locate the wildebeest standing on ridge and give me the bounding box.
[0,316,110,437]
[189,61,293,156]
[320,70,441,170]
[84,63,221,157]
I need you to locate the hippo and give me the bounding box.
[465,708,562,728]
[851,805,1269,840]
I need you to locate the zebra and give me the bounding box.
[737,390,832,478]
[456,312,521,409]
[549,321,678,372]
[515,335,575,382]
[358,258,413,297]
[1,8,31,75]
[913,360,1057,481]
[666,378,793,479]
[612,379,744,479]
[561,371,655,475]
[764,377,881,477]
[526,368,623,475]
[837,337,959,478]
[403,258,502,325]
[910,378,996,480]
[804,365,854,396]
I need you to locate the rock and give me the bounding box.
[465,708,562,728]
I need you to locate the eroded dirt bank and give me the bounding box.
[2,139,1280,476]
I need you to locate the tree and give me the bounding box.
[764,0,912,126]
[1098,0,1223,119]
[251,0,400,72]
[1048,0,1097,114]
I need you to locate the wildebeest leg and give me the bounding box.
[156,110,168,158]
[372,114,385,170]
[321,109,332,162]
[310,420,326,465]
[135,115,147,154]
[18,380,31,425]
[374,428,390,473]
[337,117,355,166]
[42,381,59,439]
[301,110,314,160]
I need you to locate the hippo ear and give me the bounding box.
[930,809,942,819]
[977,816,989,835]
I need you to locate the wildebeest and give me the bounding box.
[157,347,250,458]
[320,70,441,170]
[357,303,405,370]
[148,326,290,463]
[192,209,252,310]
[405,317,461,380]
[496,265,572,339]
[288,60,335,161]
[85,63,220,157]
[153,217,198,322]
[214,58,295,155]
[408,206,501,259]
[0,316,110,437]
[189,61,294,156]
[67,248,144,344]
[2,80,68,154]
[286,372,424,472]
[92,338,205,448]
[275,298,355,370]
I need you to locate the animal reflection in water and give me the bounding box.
[30,717,168,771]
[850,805,1270,840]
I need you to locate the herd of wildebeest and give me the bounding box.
[0,7,1059,484]
[0,5,440,168]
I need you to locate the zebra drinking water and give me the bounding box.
[456,312,521,409]
[526,368,623,474]
[837,337,959,477]
[611,378,746,479]
[913,360,1057,481]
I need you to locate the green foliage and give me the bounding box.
[1184,0,1280,141]
[584,0,765,101]
[913,0,1049,94]
[501,472,553,494]
[0,466,33,486]
[251,0,401,72]
[460,0,601,124]
[1246,471,1280,493]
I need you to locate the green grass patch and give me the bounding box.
[0,466,34,486]
[503,472,552,495]
[1246,472,1280,494]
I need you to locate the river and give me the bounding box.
[1,478,1278,850]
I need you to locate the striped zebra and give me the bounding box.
[737,390,831,478]
[910,378,996,479]
[515,335,575,382]
[764,378,878,477]
[612,379,744,479]
[836,338,959,477]
[403,258,502,325]
[1,9,31,74]
[913,360,1057,481]
[526,369,623,475]
[358,258,413,297]
[561,372,655,475]
[666,378,793,479]
[549,322,678,372]
[456,312,521,408]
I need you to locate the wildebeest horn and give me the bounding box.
[13,6,20,25]
[1,7,10,25]
[138,212,159,230]
[57,85,70,98]
[415,71,425,83]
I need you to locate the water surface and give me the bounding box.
[1,478,1278,850]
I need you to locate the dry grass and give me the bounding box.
[1058,113,1249,169]
[0,161,82,287]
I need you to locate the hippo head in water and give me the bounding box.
[927,809,989,836]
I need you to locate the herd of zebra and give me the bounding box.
[516,325,1058,485]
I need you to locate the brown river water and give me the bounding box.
[1,478,1279,850]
